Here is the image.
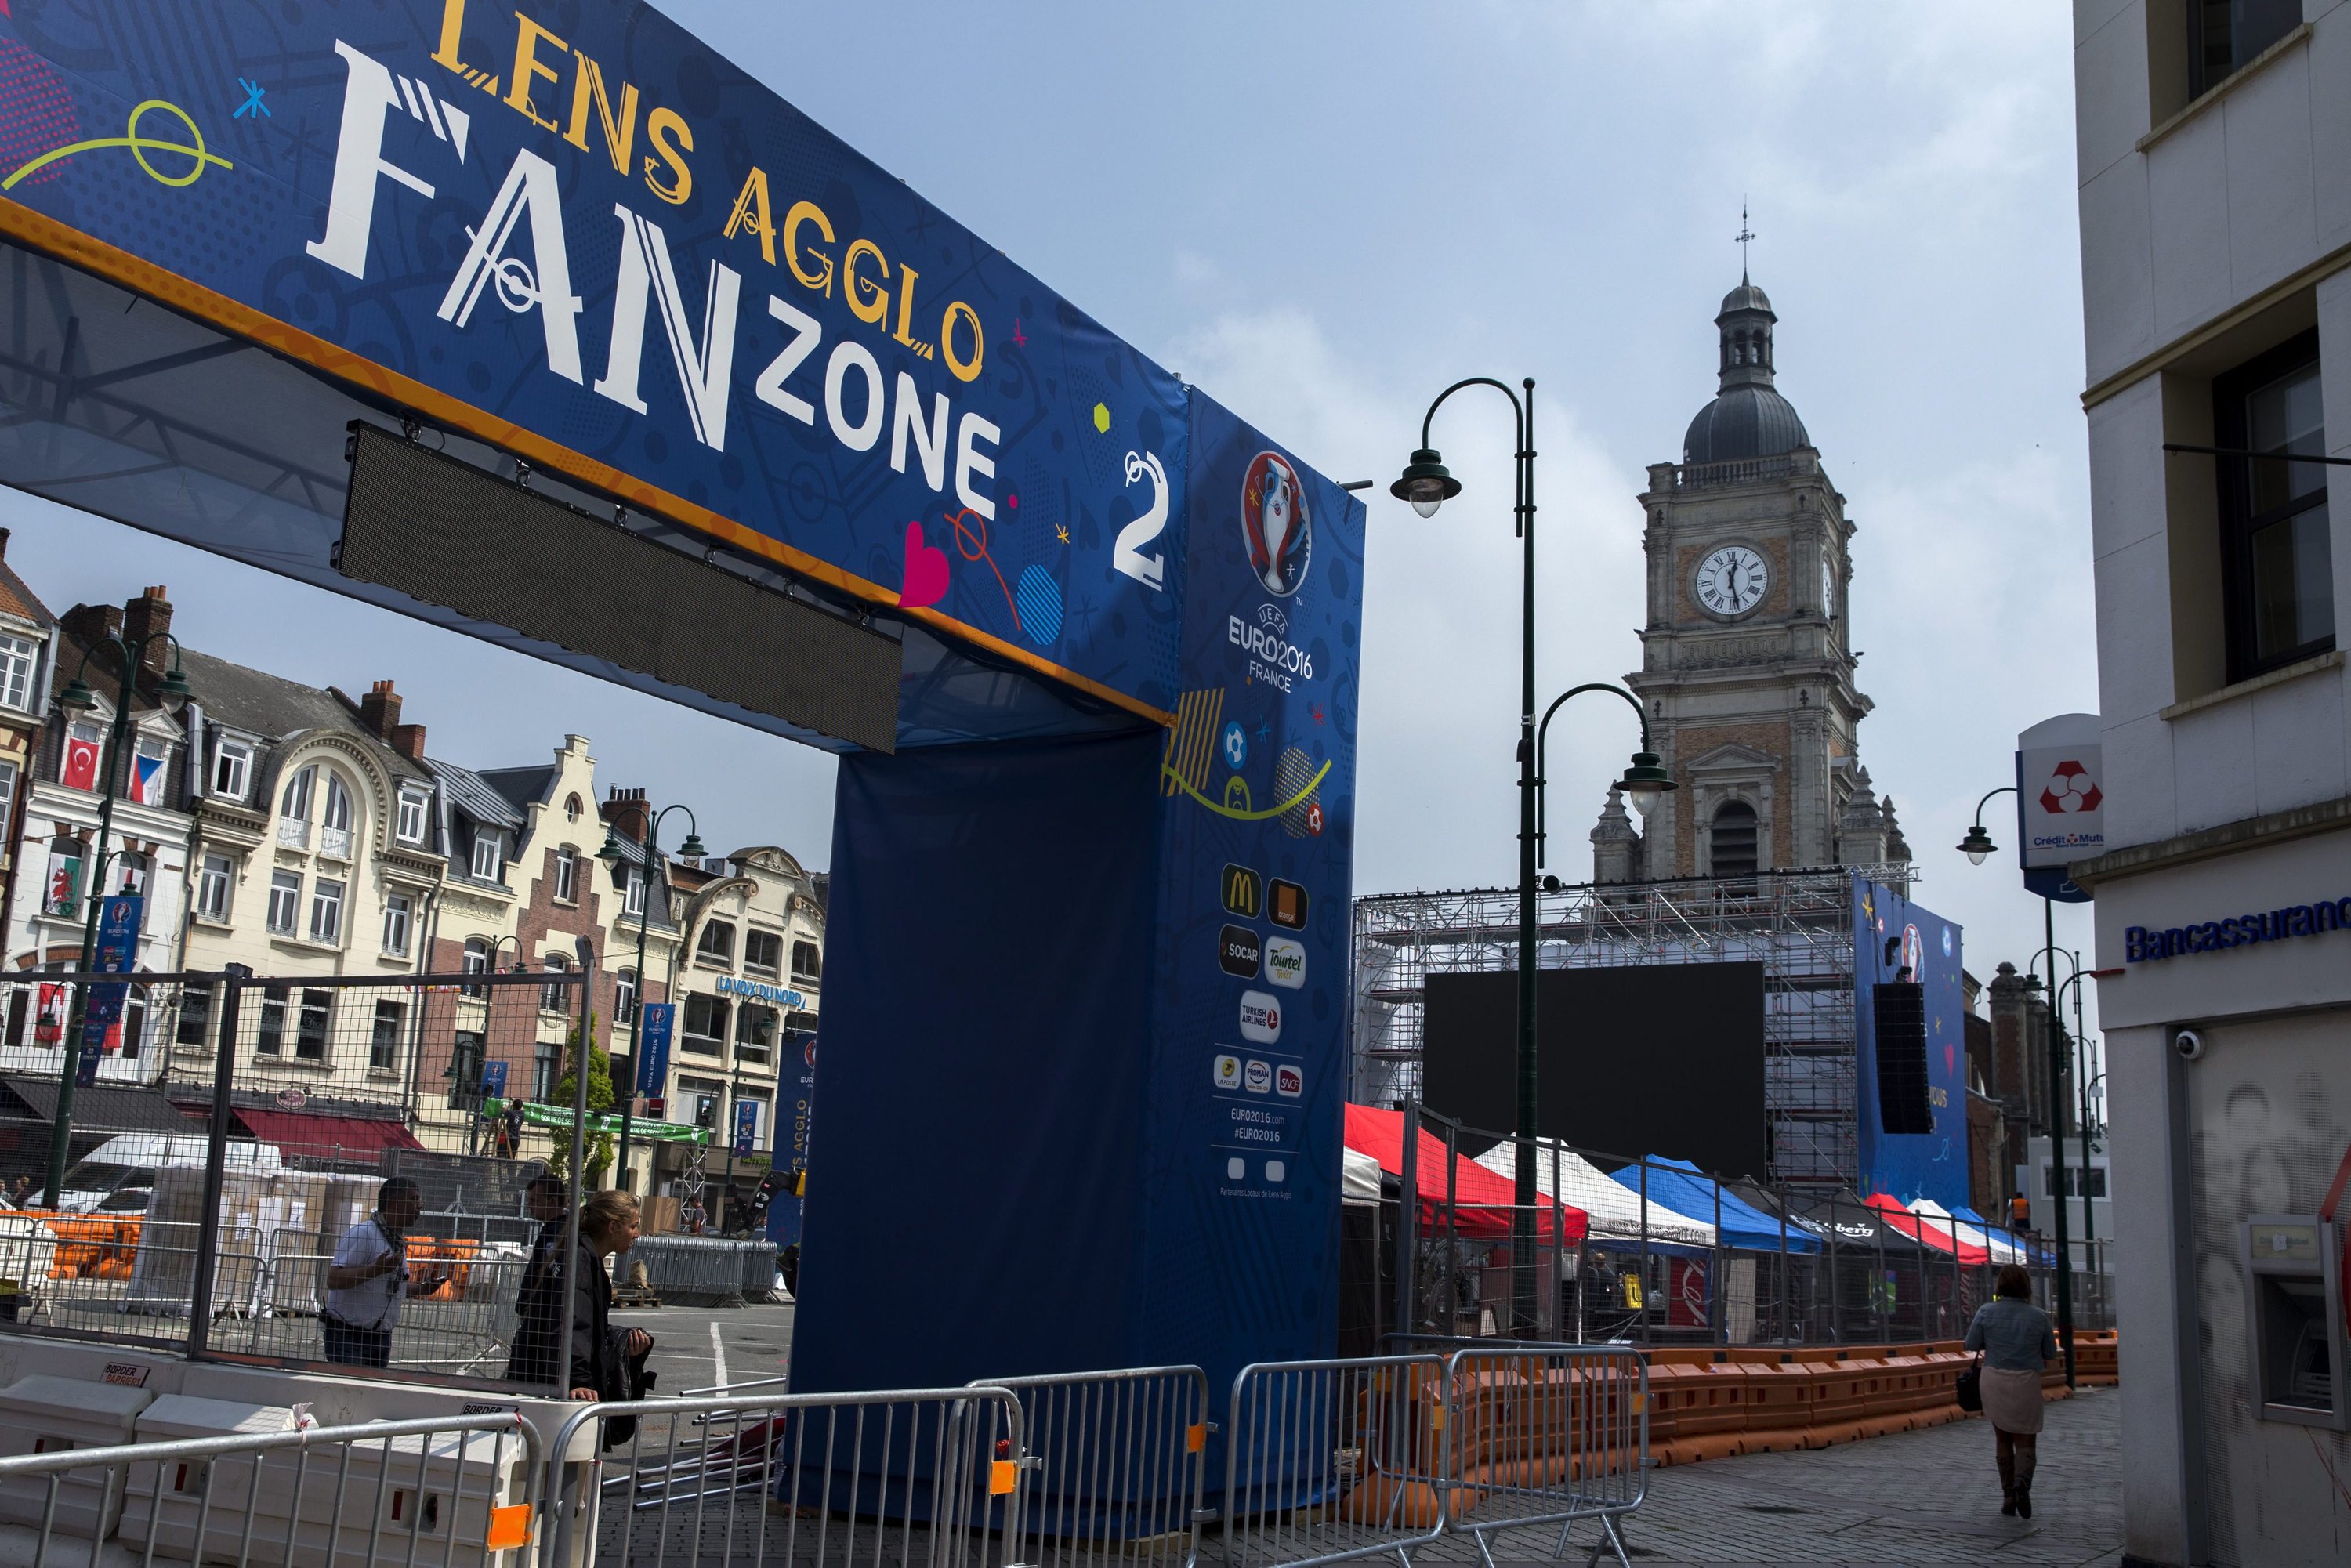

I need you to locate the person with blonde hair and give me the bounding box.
[509,1189,654,1410]
[1965,1263,2058,1517]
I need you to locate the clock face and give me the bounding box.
[1694,545,1770,617]
[1821,557,1838,618]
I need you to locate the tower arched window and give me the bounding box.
[1710,801,1759,878]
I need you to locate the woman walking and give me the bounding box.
[1965,1263,2058,1517]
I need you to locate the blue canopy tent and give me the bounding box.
[1607,1156,1821,1254]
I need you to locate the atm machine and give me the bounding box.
[2244,1215,2350,1429]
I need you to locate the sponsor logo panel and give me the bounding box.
[1269,879,1309,930]
[1264,935,1306,989]
[1219,925,1262,978]
[1239,991,1281,1044]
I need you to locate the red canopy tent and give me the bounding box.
[1343,1105,1588,1244]
[1866,1193,1991,1264]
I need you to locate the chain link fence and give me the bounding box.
[0,967,615,1393]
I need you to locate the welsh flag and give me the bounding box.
[128,752,165,805]
[60,733,100,791]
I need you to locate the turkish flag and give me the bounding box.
[61,735,100,791]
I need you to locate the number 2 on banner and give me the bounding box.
[1113,450,1168,589]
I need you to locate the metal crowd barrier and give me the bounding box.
[0,1410,538,1567]
[974,1365,1211,1567]
[1220,1345,1646,1568]
[621,1236,771,1305]
[543,1385,1029,1567]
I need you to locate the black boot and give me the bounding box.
[2016,1483,2032,1519]
[1998,1447,2017,1515]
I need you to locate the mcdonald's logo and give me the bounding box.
[1221,864,1261,919]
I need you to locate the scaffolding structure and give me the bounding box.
[1351,866,1915,1189]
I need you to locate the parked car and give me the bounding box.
[56,1134,283,1213]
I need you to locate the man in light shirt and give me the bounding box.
[321,1177,445,1368]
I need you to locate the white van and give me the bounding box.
[56,1134,283,1213]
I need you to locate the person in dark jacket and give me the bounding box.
[503,1173,570,1386]
[1965,1263,2059,1518]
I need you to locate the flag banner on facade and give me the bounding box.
[482,1096,711,1145]
[60,735,99,791]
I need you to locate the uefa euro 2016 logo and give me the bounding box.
[1242,452,1312,597]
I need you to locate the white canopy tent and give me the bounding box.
[1342,1146,1384,1207]
[1470,1139,1716,1247]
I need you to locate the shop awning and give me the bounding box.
[1,1076,194,1135]
[1343,1105,1586,1244]
[233,1108,424,1162]
[1911,1198,2034,1265]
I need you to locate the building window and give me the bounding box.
[63,719,102,791]
[2218,334,2333,679]
[319,773,355,858]
[0,760,15,841]
[462,936,491,998]
[129,733,170,806]
[396,788,429,845]
[295,990,331,1060]
[266,871,301,935]
[565,793,583,823]
[212,739,252,800]
[255,987,288,1056]
[0,632,35,711]
[744,929,783,977]
[1709,801,1759,878]
[790,940,822,987]
[447,1031,484,1110]
[309,878,344,944]
[553,846,578,904]
[542,954,571,1013]
[370,1000,404,1070]
[682,993,728,1054]
[735,1002,777,1060]
[382,893,411,956]
[2190,0,2302,100]
[682,1077,723,1130]
[118,986,147,1062]
[197,854,233,922]
[534,1037,560,1103]
[281,764,315,822]
[471,827,505,881]
[695,921,734,967]
[176,981,212,1051]
[625,868,647,918]
[614,967,637,1025]
[112,849,148,897]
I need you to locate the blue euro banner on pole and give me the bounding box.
[81,893,143,1077]
[636,1005,675,1097]
[478,1059,508,1101]
[734,1099,759,1158]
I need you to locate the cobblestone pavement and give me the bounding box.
[1520,1385,2123,1567]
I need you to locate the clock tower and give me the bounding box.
[1590,278,1908,883]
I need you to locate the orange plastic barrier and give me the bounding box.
[20,1211,143,1280]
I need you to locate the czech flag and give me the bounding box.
[60,734,100,791]
[128,752,165,805]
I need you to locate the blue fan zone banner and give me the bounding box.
[732,1095,759,1158]
[1852,879,1969,1209]
[633,1002,673,1098]
[0,0,1187,720]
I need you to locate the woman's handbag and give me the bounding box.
[1956,1359,1984,1414]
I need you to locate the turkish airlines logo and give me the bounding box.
[1240,990,1281,1043]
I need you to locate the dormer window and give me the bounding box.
[282,764,315,822]
[212,738,252,800]
[0,632,38,712]
[397,787,429,845]
[470,827,505,882]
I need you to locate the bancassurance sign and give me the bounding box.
[2126,893,2351,963]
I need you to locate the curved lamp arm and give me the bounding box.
[1532,682,1656,868]
[1971,784,2018,829]
[1419,377,1525,451]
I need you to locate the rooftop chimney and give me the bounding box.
[602,785,649,841]
[359,679,403,742]
[392,723,428,762]
[121,586,172,676]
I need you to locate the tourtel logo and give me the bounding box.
[1264,935,1306,990]
[1239,990,1282,1043]
[1228,603,1314,693]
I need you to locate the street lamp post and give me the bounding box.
[43,636,190,1208]
[1956,788,2078,1387]
[599,805,704,1194]
[1393,378,1543,1331]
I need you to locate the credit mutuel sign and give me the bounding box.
[2125,893,2351,962]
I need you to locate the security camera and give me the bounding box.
[2174,1028,2205,1063]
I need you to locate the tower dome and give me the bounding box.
[1681,279,1811,465]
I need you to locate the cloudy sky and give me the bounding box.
[1,1,2100,1027]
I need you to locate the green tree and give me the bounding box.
[548,1015,615,1185]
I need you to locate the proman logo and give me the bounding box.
[1221,864,1261,919]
